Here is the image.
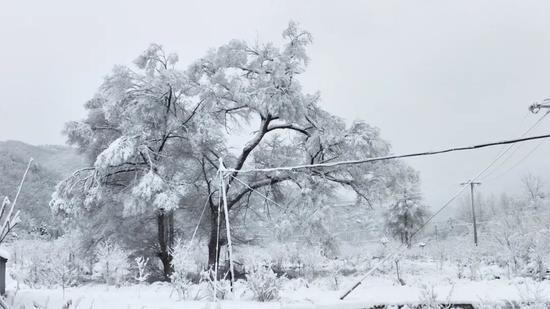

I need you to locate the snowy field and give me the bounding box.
[8,277,550,308]
[7,255,550,309]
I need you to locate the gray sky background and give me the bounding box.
[2,0,550,216]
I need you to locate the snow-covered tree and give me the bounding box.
[384,167,428,248]
[185,21,417,266]
[170,241,197,300]
[51,44,203,279]
[53,21,420,269]
[522,173,546,209]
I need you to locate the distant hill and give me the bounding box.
[0,140,86,232]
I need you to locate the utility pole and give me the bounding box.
[460,181,482,246]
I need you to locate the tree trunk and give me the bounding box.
[169,210,174,250]
[157,209,173,280]
[207,208,228,269]
[208,209,220,268]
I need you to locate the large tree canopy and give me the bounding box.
[52,22,419,271]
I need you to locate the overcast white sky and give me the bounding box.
[1,0,550,215]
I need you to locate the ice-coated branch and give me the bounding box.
[0,158,32,245]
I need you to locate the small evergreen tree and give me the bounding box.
[384,169,428,248]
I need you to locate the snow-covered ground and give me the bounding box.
[7,259,550,309]
[7,231,550,308]
[8,279,550,308]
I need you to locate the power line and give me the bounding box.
[340,112,550,300]
[482,139,546,182]
[217,105,550,300]
[479,110,549,181]
[228,132,550,174]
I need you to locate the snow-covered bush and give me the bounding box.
[172,275,193,300]
[522,236,550,281]
[514,281,548,309]
[326,261,344,290]
[51,250,81,294]
[480,281,550,309]
[94,240,130,286]
[134,256,150,284]
[264,242,294,271]
[245,263,284,302]
[240,243,327,280]
[487,198,550,281]
[170,241,197,300]
[297,246,328,280]
[418,284,440,308]
[418,284,454,308]
[200,269,232,301]
[273,205,341,260]
[10,240,54,288]
[9,236,85,289]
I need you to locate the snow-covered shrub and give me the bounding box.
[456,260,465,280]
[10,239,53,288]
[467,255,481,281]
[487,199,550,281]
[522,242,550,281]
[239,245,272,264]
[326,262,343,290]
[9,236,84,289]
[200,269,232,301]
[180,240,208,278]
[94,240,130,286]
[487,281,550,309]
[298,246,329,279]
[10,239,56,288]
[172,273,192,300]
[50,250,81,294]
[418,284,439,308]
[264,242,294,271]
[246,263,284,302]
[418,284,454,309]
[272,200,341,261]
[170,241,197,300]
[241,242,327,280]
[134,256,150,284]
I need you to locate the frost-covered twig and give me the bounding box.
[134,256,149,284]
[0,158,33,245]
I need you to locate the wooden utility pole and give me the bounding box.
[460,181,482,246]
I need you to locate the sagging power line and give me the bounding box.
[339,107,550,300]
[208,102,550,301]
[227,132,550,174]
